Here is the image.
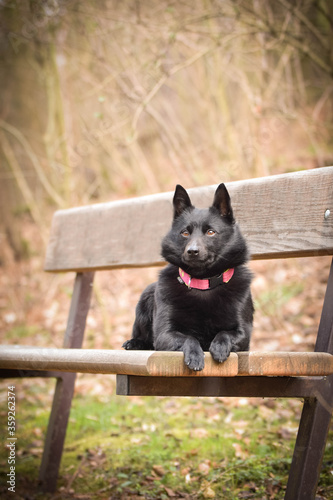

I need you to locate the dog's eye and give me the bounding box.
[207,229,216,236]
[181,230,190,237]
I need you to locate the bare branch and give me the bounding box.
[0,119,65,208]
[131,44,216,134]
[276,0,329,50]
[234,6,332,76]
[0,131,48,244]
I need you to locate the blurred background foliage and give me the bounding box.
[0,0,333,259]
[1,6,333,495]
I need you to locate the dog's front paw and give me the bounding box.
[209,334,232,363]
[183,338,205,371]
[122,339,149,350]
[122,339,135,350]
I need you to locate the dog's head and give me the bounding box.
[161,184,249,277]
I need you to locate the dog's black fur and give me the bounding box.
[123,184,254,371]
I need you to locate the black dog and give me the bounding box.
[123,184,253,371]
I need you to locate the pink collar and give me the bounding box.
[178,267,234,290]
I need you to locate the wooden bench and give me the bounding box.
[1,166,333,499]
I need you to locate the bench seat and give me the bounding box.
[2,346,333,377]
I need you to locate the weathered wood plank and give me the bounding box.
[237,351,333,376]
[0,348,238,377]
[44,167,333,272]
[2,347,333,377]
[146,351,238,376]
[116,374,329,398]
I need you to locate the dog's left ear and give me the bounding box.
[212,183,234,223]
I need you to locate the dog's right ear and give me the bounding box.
[173,185,193,219]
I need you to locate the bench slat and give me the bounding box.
[0,347,238,377]
[1,347,333,377]
[238,351,333,376]
[44,167,333,272]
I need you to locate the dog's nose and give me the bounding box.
[187,244,199,257]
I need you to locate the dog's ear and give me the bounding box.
[212,183,234,223]
[173,185,193,218]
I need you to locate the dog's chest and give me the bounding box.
[170,287,238,334]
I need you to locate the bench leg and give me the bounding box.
[285,384,333,500]
[38,372,77,491]
[38,272,94,492]
[285,257,333,500]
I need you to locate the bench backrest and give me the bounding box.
[44,167,333,273]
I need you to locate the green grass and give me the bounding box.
[254,282,304,317]
[1,379,332,499]
[3,325,42,342]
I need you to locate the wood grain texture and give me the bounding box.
[238,351,333,376]
[44,167,333,272]
[146,351,238,376]
[0,347,238,377]
[2,347,333,377]
[116,375,328,397]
